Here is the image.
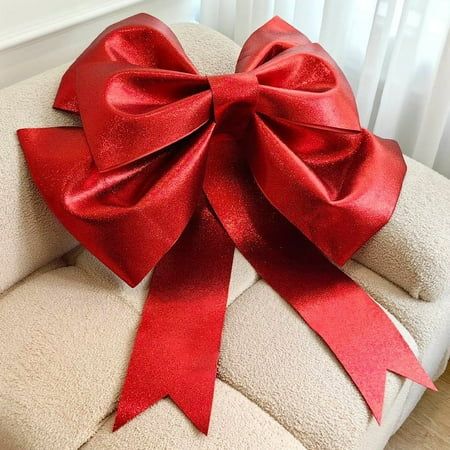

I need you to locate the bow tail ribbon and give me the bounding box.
[114,132,434,434]
[114,197,235,433]
[203,134,435,423]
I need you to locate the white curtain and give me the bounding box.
[198,0,450,178]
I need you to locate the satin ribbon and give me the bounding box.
[17,13,435,434]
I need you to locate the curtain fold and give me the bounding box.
[199,0,450,177]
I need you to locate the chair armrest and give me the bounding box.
[353,156,450,301]
[0,67,79,293]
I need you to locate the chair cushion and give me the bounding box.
[217,280,418,450]
[0,264,299,450]
[1,251,447,449]
[66,246,258,310]
[0,265,134,449]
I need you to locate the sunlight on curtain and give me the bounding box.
[199,0,450,177]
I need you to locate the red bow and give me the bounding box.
[18,14,434,434]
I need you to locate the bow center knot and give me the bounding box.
[207,72,258,135]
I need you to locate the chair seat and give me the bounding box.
[0,261,301,450]
[1,250,447,449]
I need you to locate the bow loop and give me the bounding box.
[250,44,360,131]
[246,116,406,264]
[236,16,311,72]
[54,13,198,112]
[18,123,214,287]
[76,62,211,171]
[235,17,360,132]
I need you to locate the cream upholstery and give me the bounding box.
[353,157,450,301]
[0,68,78,293]
[343,261,450,359]
[218,280,416,450]
[0,264,301,450]
[0,21,449,450]
[0,266,134,450]
[1,247,446,450]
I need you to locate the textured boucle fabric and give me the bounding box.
[353,156,450,301]
[0,266,301,450]
[0,266,135,450]
[171,22,241,76]
[1,259,446,449]
[0,66,78,293]
[217,280,417,450]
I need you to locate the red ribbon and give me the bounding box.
[18,14,435,434]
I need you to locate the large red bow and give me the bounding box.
[18,14,434,434]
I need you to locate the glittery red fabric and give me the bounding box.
[17,14,435,435]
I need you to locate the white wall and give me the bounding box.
[0,0,200,88]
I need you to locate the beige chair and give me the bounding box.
[0,23,449,450]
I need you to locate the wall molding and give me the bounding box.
[0,0,145,51]
[0,0,200,89]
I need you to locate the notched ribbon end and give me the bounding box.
[112,392,212,435]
